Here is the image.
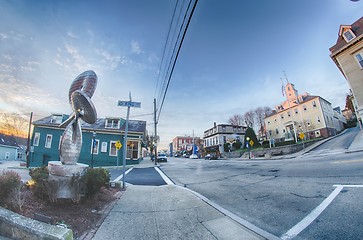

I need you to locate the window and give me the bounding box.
[275,128,279,134]
[317,116,321,123]
[33,132,40,146]
[127,141,138,159]
[5,152,9,160]
[91,139,99,154]
[101,142,108,152]
[222,126,226,132]
[303,105,307,111]
[295,109,298,114]
[50,115,63,124]
[45,134,52,148]
[355,53,363,68]
[268,130,272,136]
[287,111,291,117]
[343,29,355,42]
[110,141,117,156]
[105,119,120,129]
[281,114,284,119]
[312,101,317,107]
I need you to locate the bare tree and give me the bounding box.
[244,110,256,129]
[0,113,28,137]
[227,114,245,126]
[254,106,272,134]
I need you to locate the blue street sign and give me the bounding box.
[117,100,141,108]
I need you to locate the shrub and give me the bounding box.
[0,170,22,207]
[29,167,49,200]
[83,168,110,198]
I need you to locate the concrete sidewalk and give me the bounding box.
[347,128,363,153]
[90,184,269,240]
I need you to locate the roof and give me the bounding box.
[266,95,321,117]
[329,16,363,54]
[33,115,146,134]
[0,134,22,148]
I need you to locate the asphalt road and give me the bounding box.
[109,167,167,186]
[159,131,363,239]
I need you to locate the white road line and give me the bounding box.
[281,185,344,240]
[154,167,175,185]
[333,184,363,188]
[113,167,133,182]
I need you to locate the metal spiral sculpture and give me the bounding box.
[59,70,98,165]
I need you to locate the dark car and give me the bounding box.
[157,153,168,162]
[205,153,218,160]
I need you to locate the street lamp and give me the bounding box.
[91,131,96,168]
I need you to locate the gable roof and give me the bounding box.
[329,16,363,54]
[33,115,146,134]
[0,134,22,148]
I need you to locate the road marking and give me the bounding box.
[281,185,343,240]
[333,159,363,164]
[333,184,363,188]
[113,167,133,182]
[154,167,175,185]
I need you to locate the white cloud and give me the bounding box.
[131,40,143,54]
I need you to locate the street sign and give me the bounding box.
[117,100,141,108]
[115,140,122,150]
[299,132,305,140]
[249,140,254,146]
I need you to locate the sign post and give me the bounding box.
[117,93,141,189]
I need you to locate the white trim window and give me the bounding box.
[355,53,363,69]
[105,119,120,129]
[91,139,99,155]
[33,132,40,146]
[101,142,108,153]
[343,29,356,42]
[45,134,52,149]
[109,141,117,156]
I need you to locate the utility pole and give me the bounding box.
[26,112,33,168]
[154,98,158,166]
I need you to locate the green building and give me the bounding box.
[29,114,146,167]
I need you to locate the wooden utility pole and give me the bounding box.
[26,112,33,168]
[154,98,158,166]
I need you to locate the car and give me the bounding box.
[189,154,198,159]
[157,153,167,162]
[205,153,218,160]
[183,153,190,158]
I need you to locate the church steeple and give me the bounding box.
[285,83,298,101]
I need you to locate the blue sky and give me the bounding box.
[0,0,362,149]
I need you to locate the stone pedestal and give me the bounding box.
[47,161,89,199]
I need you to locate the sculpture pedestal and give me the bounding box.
[47,161,89,199]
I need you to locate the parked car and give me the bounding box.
[205,153,218,160]
[157,153,168,162]
[189,154,198,159]
[183,153,190,158]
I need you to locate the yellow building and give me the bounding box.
[265,83,345,142]
[330,16,363,121]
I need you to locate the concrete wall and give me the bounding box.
[0,207,73,240]
[222,141,318,159]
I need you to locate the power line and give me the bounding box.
[157,0,198,122]
[154,0,180,99]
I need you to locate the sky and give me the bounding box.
[0,0,362,149]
